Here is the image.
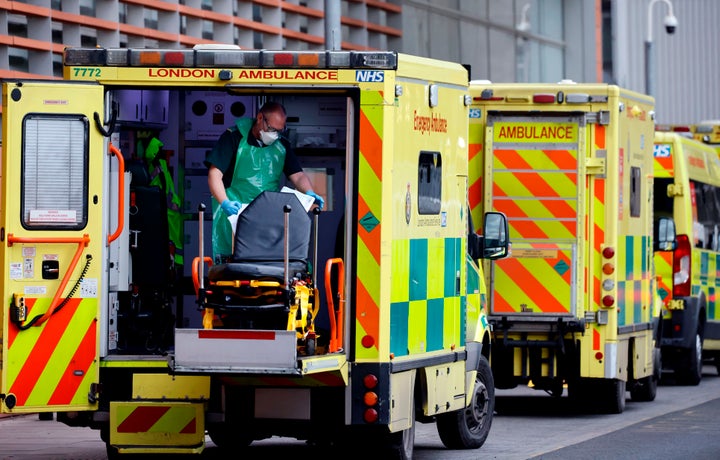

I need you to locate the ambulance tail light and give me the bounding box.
[673,234,692,297]
[362,373,379,424]
[600,246,615,308]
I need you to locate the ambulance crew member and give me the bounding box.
[205,101,325,263]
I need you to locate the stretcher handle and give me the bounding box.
[284,204,291,288]
[312,207,321,288]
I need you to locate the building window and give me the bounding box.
[80,0,95,17]
[145,9,159,29]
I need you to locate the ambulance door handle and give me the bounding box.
[107,143,126,245]
[93,105,117,138]
[585,157,606,175]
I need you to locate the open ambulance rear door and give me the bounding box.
[1,81,107,415]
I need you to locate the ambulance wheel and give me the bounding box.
[677,332,702,385]
[384,417,415,460]
[105,443,120,460]
[208,423,253,450]
[436,354,494,449]
[599,378,626,414]
[715,354,720,376]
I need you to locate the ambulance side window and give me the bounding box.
[692,180,720,250]
[630,166,641,218]
[418,151,442,215]
[21,114,89,230]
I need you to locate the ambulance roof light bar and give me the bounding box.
[64,47,398,70]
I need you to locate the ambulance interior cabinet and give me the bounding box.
[115,90,169,126]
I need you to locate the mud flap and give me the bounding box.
[109,401,205,454]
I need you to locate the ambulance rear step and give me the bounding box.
[171,328,300,374]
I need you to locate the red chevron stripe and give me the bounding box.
[469,142,481,161]
[593,328,601,350]
[356,278,379,349]
[9,298,81,406]
[468,177,483,211]
[593,274,601,306]
[544,149,580,170]
[181,417,197,434]
[537,198,577,220]
[359,108,382,180]
[357,195,381,265]
[48,318,97,405]
[496,258,568,313]
[492,182,509,198]
[117,406,171,433]
[595,124,606,149]
[594,177,606,253]
[495,148,579,174]
[655,156,673,172]
[491,289,514,313]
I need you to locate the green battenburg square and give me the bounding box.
[360,212,379,232]
[554,259,569,276]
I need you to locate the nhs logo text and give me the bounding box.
[356,70,385,82]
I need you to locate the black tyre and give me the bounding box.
[570,377,625,414]
[208,423,253,450]
[105,443,120,460]
[384,418,415,460]
[677,332,703,385]
[436,354,494,449]
[600,378,626,414]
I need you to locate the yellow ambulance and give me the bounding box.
[653,130,720,384]
[469,81,669,413]
[1,46,508,458]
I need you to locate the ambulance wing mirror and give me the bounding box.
[654,216,677,252]
[480,212,510,260]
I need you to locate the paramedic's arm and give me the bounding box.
[288,171,314,194]
[208,166,229,203]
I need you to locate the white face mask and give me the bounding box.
[259,130,279,146]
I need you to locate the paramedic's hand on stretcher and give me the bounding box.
[306,190,325,210]
[221,199,242,216]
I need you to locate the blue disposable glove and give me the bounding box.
[221,199,242,216]
[307,190,325,210]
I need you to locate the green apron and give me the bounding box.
[211,118,286,260]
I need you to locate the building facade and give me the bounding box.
[0,0,717,125]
